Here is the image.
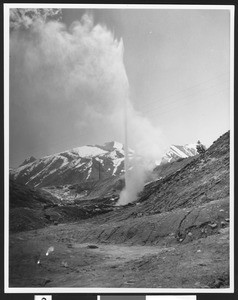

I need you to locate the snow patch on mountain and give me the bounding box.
[112,157,124,176]
[161,143,198,164]
[11,141,128,188]
[11,140,200,188]
[72,145,107,157]
[170,145,188,158]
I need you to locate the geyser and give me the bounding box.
[10,9,165,204]
[117,100,165,206]
[123,93,130,201]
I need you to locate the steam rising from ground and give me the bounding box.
[10,9,164,205]
[117,103,164,205]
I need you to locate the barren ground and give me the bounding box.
[9,198,229,289]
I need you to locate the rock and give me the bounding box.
[87,245,99,249]
[41,278,51,286]
[208,223,218,229]
[220,221,226,227]
[61,261,69,268]
[225,218,230,222]
[218,227,229,234]
[213,279,223,288]
[197,249,201,253]
[187,232,193,236]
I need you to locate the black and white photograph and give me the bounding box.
[4,4,234,292]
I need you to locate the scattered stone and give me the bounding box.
[213,279,223,288]
[220,221,226,227]
[225,218,230,222]
[218,227,229,234]
[197,249,201,253]
[187,232,193,236]
[219,209,224,212]
[61,261,69,268]
[208,223,218,229]
[87,245,99,249]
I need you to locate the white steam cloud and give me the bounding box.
[10,9,165,205]
[10,8,62,30]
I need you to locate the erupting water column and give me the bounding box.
[116,40,131,206]
[124,95,129,194]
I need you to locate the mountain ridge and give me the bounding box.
[11,140,200,189]
[10,141,127,188]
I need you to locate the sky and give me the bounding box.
[9,6,231,168]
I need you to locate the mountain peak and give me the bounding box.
[161,143,198,164]
[96,141,124,152]
[11,141,126,188]
[70,145,107,158]
[19,156,37,167]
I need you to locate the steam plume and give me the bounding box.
[10,9,164,204]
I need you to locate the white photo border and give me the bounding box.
[4,3,235,294]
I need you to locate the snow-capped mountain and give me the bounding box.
[10,141,132,188]
[10,141,199,189]
[161,144,198,164]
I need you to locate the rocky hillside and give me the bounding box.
[138,131,229,213]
